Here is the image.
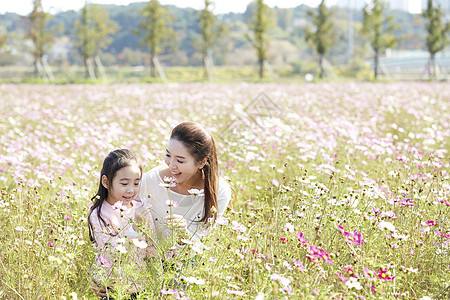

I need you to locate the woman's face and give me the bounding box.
[164,138,203,186]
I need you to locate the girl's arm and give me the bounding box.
[89,213,118,268]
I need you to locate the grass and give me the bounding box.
[0,81,448,299]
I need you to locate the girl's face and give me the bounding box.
[165,138,205,187]
[102,163,141,207]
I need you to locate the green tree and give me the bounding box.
[304,0,336,78]
[73,3,118,79]
[0,16,7,50]
[195,0,227,79]
[137,0,177,77]
[28,0,54,77]
[245,0,274,79]
[422,0,450,79]
[361,0,398,79]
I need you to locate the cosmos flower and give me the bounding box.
[98,255,111,268]
[377,268,395,281]
[160,176,177,188]
[132,238,148,249]
[296,231,308,245]
[337,225,364,246]
[187,188,204,196]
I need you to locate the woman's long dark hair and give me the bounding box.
[170,122,218,224]
[88,149,142,242]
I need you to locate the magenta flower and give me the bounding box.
[343,265,357,278]
[47,241,55,247]
[377,268,395,281]
[296,231,308,245]
[307,244,333,264]
[337,225,364,246]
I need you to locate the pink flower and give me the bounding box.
[98,255,111,268]
[216,216,229,225]
[377,268,394,281]
[296,231,308,245]
[161,289,178,295]
[307,244,333,264]
[338,225,364,246]
[337,272,349,282]
[227,290,245,296]
[64,215,72,220]
[292,259,306,272]
[47,241,55,247]
[343,265,357,278]
[280,237,288,243]
[425,220,435,226]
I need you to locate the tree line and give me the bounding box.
[0,0,449,80]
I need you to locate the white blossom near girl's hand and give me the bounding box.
[160,176,177,188]
[132,238,148,249]
[187,188,204,196]
[112,201,128,211]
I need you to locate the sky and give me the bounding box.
[0,0,337,16]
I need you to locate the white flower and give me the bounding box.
[216,216,229,225]
[270,273,291,287]
[132,238,148,249]
[231,220,246,233]
[187,188,204,196]
[112,201,128,211]
[346,277,363,290]
[15,226,27,231]
[377,221,397,232]
[115,244,127,254]
[285,222,295,233]
[237,235,249,241]
[160,176,177,188]
[181,276,205,285]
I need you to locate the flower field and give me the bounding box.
[0,82,449,299]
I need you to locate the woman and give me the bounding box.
[137,121,232,245]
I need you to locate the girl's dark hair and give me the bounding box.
[171,122,218,224]
[88,149,142,242]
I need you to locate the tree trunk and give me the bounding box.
[319,55,324,79]
[259,58,264,79]
[374,51,379,79]
[430,53,436,79]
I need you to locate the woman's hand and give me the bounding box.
[165,214,188,231]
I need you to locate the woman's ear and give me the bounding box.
[101,175,109,189]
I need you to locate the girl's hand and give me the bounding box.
[135,204,152,223]
[165,214,187,231]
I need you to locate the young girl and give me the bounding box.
[88,149,155,298]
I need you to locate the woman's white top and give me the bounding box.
[138,165,232,243]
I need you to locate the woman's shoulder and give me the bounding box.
[218,178,233,200]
